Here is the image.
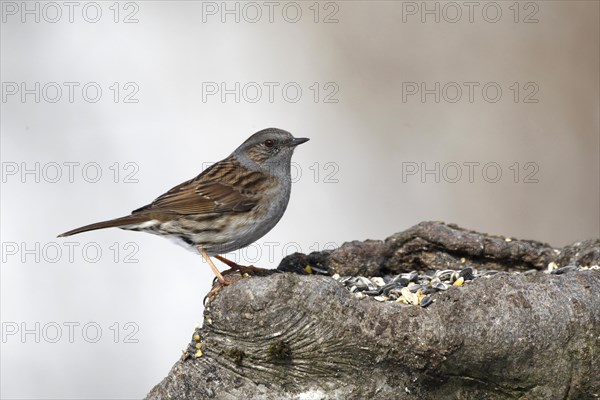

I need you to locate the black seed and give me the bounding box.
[420,296,433,307]
[552,266,578,275]
[381,282,398,296]
[459,267,474,280]
[405,271,419,282]
[408,284,420,293]
[393,277,410,287]
[420,286,436,295]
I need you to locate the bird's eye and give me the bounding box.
[264,139,274,148]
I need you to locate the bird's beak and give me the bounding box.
[290,137,309,147]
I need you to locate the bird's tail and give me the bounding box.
[57,215,149,237]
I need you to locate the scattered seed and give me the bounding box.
[459,267,474,281]
[436,270,454,281]
[407,282,420,293]
[400,287,419,305]
[552,265,578,275]
[381,282,398,296]
[403,271,419,282]
[393,277,410,287]
[371,277,386,287]
[451,271,460,283]
[338,263,585,306]
[420,296,433,307]
[310,265,329,274]
[420,286,436,295]
[432,280,449,291]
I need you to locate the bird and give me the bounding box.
[58,128,309,284]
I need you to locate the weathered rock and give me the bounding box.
[279,222,568,277]
[146,222,600,400]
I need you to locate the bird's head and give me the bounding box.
[234,128,309,176]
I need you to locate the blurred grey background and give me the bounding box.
[1,1,598,398]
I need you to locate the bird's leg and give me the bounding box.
[214,255,272,276]
[197,248,228,285]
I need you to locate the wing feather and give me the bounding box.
[132,158,262,216]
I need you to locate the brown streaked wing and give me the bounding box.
[131,158,260,216]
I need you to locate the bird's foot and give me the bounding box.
[215,255,272,276]
[204,277,236,304]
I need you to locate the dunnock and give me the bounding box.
[58,128,309,283]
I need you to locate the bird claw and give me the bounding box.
[203,258,272,305]
[214,255,271,276]
[203,278,234,305]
